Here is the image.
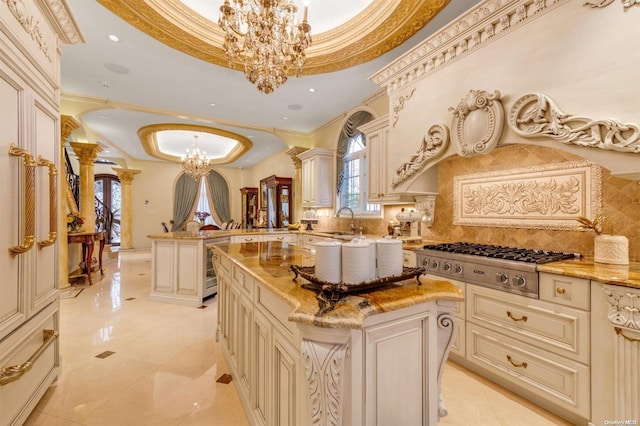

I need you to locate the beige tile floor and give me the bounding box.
[25,250,572,426]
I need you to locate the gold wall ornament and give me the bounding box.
[218,0,312,94]
[8,144,36,258]
[449,89,504,157]
[508,92,640,154]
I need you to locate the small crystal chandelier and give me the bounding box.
[181,135,212,180]
[218,0,312,94]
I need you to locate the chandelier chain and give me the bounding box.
[219,0,312,94]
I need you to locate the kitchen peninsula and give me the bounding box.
[209,240,463,426]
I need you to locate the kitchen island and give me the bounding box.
[209,240,463,426]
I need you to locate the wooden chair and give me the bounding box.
[161,222,169,232]
[199,224,220,231]
[185,221,201,232]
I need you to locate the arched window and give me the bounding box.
[172,171,231,231]
[336,111,380,216]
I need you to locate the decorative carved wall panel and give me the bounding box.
[453,160,602,230]
[509,93,640,154]
[449,90,504,157]
[391,123,449,188]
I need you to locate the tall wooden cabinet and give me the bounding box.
[0,1,81,424]
[297,148,334,208]
[240,187,258,228]
[260,175,292,229]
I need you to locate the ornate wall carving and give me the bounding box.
[3,0,52,61]
[584,0,640,10]
[449,89,504,157]
[603,286,640,330]
[301,339,349,426]
[392,89,416,127]
[453,160,602,229]
[509,93,640,154]
[391,123,449,188]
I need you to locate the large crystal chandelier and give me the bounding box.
[181,135,212,180]
[218,0,312,94]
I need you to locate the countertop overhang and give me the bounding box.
[209,241,463,329]
[537,258,640,289]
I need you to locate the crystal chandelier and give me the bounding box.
[218,0,312,94]
[181,135,212,180]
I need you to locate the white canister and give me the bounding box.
[594,235,629,265]
[315,241,342,283]
[342,240,374,284]
[376,236,403,277]
[359,238,378,280]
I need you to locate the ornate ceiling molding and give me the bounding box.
[137,123,252,164]
[97,0,450,75]
[584,0,640,10]
[508,93,640,154]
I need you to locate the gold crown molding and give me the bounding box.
[137,123,252,164]
[97,0,450,75]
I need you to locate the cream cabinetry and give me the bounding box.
[464,281,591,422]
[149,237,227,307]
[214,259,306,426]
[297,148,333,208]
[232,235,262,243]
[298,234,335,249]
[424,273,466,359]
[0,2,80,424]
[262,233,296,243]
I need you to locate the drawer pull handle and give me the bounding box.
[277,237,284,240]
[615,327,640,342]
[0,329,59,386]
[506,355,528,369]
[556,287,565,295]
[506,311,528,322]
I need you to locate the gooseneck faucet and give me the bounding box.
[336,206,356,234]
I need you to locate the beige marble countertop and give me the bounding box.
[209,241,463,329]
[537,258,640,289]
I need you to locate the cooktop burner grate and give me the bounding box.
[421,242,577,264]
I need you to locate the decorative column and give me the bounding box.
[70,142,101,232]
[602,284,640,420]
[59,116,80,291]
[286,146,308,224]
[112,167,141,250]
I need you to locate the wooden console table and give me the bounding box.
[67,231,105,285]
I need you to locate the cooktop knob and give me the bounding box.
[454,264,463,275]
[496,272,509,284]
[512,275,527,288]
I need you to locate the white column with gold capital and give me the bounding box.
[59,116,80,291]
[112,168,141,250]
[70,142,102,232]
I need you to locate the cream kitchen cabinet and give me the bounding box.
[0,2,80,424]
[232,234,262,243]
[262,233,296,243]
[298,234,335,249]
[464,282,591,423]
[297,148,334,208]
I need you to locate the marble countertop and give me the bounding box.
[537,258,640,289]
[209,241,463,329]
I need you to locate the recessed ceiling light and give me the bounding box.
[288,104,302,111]
[308,88,316,93]
[282,116,288,120]
[107,34,120,42]
[210,103,216,107]
[99,80,112,88]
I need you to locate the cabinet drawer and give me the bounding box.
[301,235,334,246]
[0,304,59,426]
[262,233,296,243]
[232,235,262,243]
[233,265,253,297]
[402,250,417,268]
[466,323,590,418]
[539,273,590,311]
[466,284,589,364]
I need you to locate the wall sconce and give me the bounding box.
[415,194,437,227]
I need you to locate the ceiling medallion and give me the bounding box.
[181,135,212,179]
[218,0,312,94]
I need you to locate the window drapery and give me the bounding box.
[172,173,200,231]
[206,170,231,224]
[336,110,374,194]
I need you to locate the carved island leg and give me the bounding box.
[436,302,458,419]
